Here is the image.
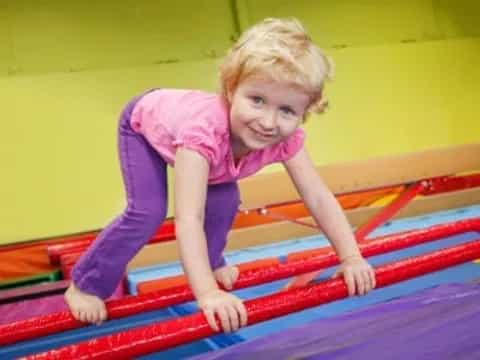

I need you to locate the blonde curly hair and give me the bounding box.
[219,18,334,118]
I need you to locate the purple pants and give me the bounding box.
[71,93,240,299]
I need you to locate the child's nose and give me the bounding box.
[259,111,276,130]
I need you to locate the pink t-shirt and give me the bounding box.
[130,89,305,184]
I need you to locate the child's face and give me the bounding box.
[229,75,310,156]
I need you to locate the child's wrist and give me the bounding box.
[196,282,219,299]
[339,253,363,263]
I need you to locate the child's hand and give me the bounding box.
[64,282,108,325]
[214,265,240,290]
[332,255,376,296]
[197,289,248,333]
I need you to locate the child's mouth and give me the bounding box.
[250,127,275,140]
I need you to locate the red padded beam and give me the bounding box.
[420,174,480,195]
[25,238,480,359]
[48,222,175,265]
[2,218,478,347]
[355,174,480,241]
[355,183,424,241]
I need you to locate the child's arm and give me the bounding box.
[174,148,247,332]
[283,147,376,296]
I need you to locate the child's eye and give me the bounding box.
[251,96,265,105]
[280,106,295,116]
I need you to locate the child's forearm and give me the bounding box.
[176,218,219,298]
[307,185,362,260]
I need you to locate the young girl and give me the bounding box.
[65,18,376,333]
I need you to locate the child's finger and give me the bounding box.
[92,310,101,325]
[96,309,103,324]
[99,307,108,322]
[87,311,96,324]
[354,272,365,295]
[231,266,240,283]
[343,271,355,296]
[203,308,219,332]
[216,270,233,290]
[235,300,248,327]
[223,275,233,290]
[227,305,240,331]
[370,268,377,289]
[362,270,372,293]
[79,311,87,323]
[217,307,231,333]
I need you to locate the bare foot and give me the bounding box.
[214,265,239,290]
[283,270,323,291]
[64,282,108,325]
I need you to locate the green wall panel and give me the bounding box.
[239,0,479,47]
[302,38,480,165]
[6,0,235,75]
[240,0,439,46]
[0,1,479,243]
[0,59,219,243]
[0,3,14,76]
[435,0,480,38]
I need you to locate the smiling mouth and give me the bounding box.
[250,127,276,139]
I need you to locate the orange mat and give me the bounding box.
[0,186,404,282]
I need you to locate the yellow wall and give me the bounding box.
[1,1,479,244]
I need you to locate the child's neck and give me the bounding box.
[230,136,250,166]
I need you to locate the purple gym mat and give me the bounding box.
[0,282,124,325]
[191,282,480,360]
[0,294,68,325]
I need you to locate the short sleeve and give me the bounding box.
[275,128,305,161]
[172,119,225,166]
